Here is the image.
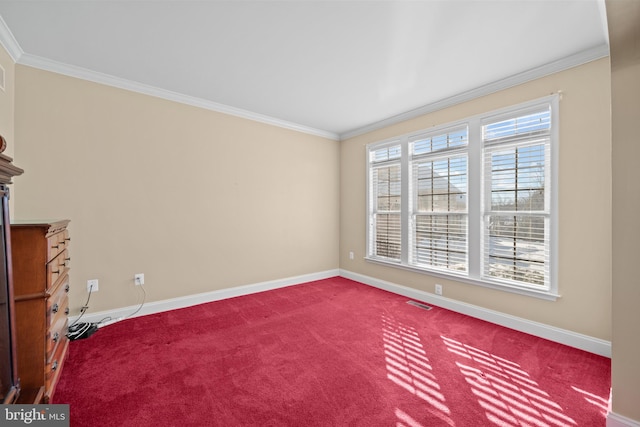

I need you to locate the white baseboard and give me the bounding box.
[72,267,611,358]
[71,269,340,325]
[608,412,640,427]
[340,269,612,358]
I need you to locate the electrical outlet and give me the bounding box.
[435,284,443,296]
[134,273,144,286]
[87,279,99,292]
[349,251,354,260]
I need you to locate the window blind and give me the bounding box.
[482,108,551,288]
[370,145,402,261]
[410,127,468,273]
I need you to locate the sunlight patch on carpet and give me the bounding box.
[442,335,577,427]
[571,386,609,417]
[382,314,455,426]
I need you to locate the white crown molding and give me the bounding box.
[1,9,608,145]
[0,15,23,62]
[0,18,339,140]
[15,52,340,141]
[340,43,611,141]
[0,11,609,144]
[70,269,340,325]
[340,269,612,358]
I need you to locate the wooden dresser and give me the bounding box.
[11,220,70,403]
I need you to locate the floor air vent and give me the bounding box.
[407,300,432,311]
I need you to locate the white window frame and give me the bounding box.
[408,125,469,274]
[367,141,403,262]
[365,96,559,300]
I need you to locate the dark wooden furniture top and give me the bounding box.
[0,134,23,404]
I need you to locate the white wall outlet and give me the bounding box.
[134,273,144,286]
[435,284,443,296]
[87,279,99,292]
[349,251,354,260]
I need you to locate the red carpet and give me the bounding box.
[53,277,610,426]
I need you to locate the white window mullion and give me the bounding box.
[400,137,410,265]
[549,96,559,295]
[467,118,482,279]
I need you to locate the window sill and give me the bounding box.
[364,257,560,301]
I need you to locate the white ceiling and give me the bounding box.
[0,1,609,140]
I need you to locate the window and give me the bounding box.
[410,127,468,273]
[366,97,558,299]
[369,143,402,261]
[482,110,551,288]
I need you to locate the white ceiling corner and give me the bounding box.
[0,13,22,62]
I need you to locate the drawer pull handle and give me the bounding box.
[52,303,59,313]
[52,245,59,249]
[52,361,58,371]
[65,257,71,261]
[53,332,60,343]
[65,308,70,315]
[65,284,70,292]
[52,270,60,274]
[65,237,71,242]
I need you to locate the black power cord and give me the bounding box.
[67,282,99,340]
[67,281,148,340]
[67,322,98,340]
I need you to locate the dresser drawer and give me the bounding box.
[46,232,67,262]
[46,276,70,322]
[45,337,69,399]
[46,334,68,371]
[46,303,68,357]
[46,250,70,289]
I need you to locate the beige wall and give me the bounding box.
[340,58,612,341]
[8,51,613,344]
[608,0,640,422]
[0,43,18,221]
[0,43,14,159]
[13,65,340,314]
